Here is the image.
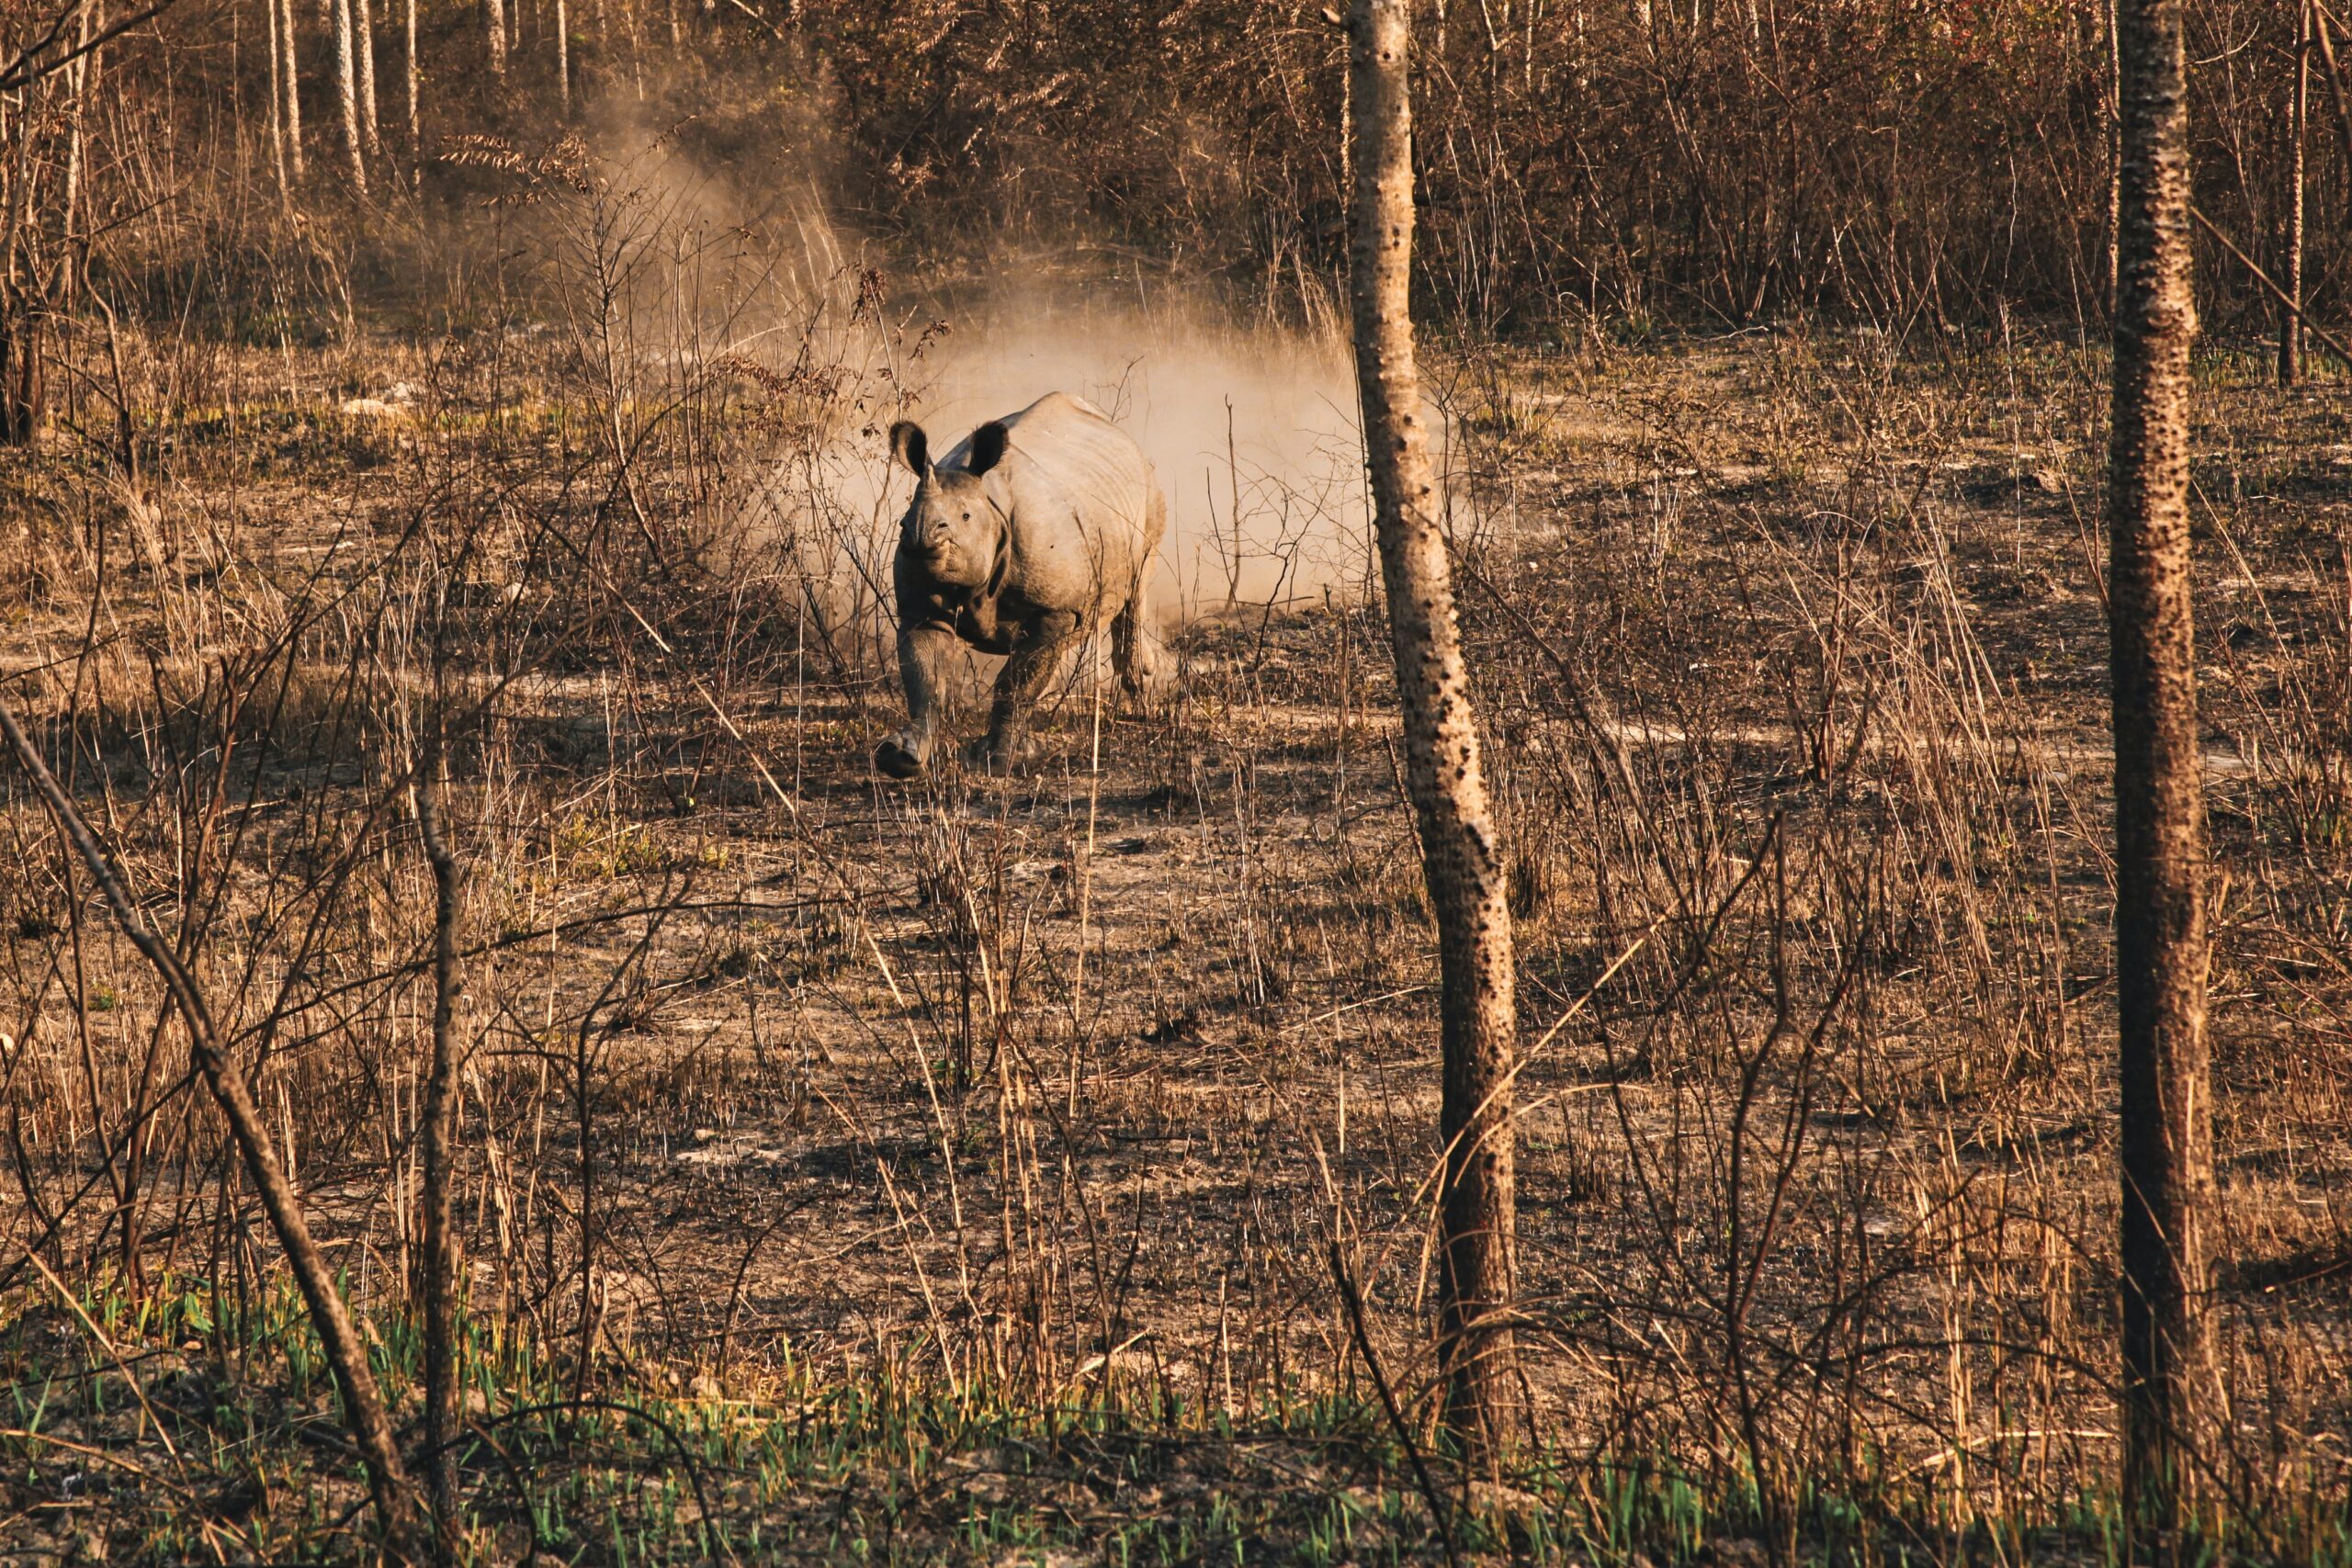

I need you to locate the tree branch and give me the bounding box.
[2190,206,2352,370]
[0,694,424,1564]
[0,0,182,93]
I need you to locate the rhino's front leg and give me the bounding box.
[877,620,960,779]
[970,608,1082,774]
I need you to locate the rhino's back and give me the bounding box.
[992,393,1151,518]
[959,392,1159,606]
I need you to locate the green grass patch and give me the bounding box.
[6,1269,2335,1563]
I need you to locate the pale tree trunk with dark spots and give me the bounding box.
[55,0,97,310]
[278,0,305,181]
[0,90,48,445]
[555,0,571,116]
[2108,0,2215,1558]
[2281,0,2310,385]
[416,739,465,1557]
[485,0,509,75]
[266,0,291,197]
[1347,0,1521,1465]
[355,0,381,158]
[2105,0,2121,310]
[404,0,420,181]
[328,0,368,194]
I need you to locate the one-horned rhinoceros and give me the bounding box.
[876,392,1170,778]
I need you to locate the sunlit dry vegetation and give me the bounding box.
[0,0,2345,1562]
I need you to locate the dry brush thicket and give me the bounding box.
[0,0,2339,349]
[0,0,2344,1562]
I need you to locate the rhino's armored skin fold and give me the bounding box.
[877,391,1172,778]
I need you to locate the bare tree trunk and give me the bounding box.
[555,0,571,116]
[625,0,643,97]
[355,0,381,157]
[485,0,509,75]
[0,305,42,445]
[2105,0,2121,312]
[2109,0,2215,1558]
[2281,0,2310,385]
[0,99,46,446]
[403,0,419,179]
[416,750,464,1556]
[54,1,97,310]
[328,0,368,194]
[1347,0,1521,1465]
[266,0,290,197]
[2315,9,2352,176]
[279,0,306,181]
[0,701,425,1564]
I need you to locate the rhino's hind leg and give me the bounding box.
[969,609,1082,774]
[1111,575,1171,712]
[877,622,958,779]
[1114,484,1174,711]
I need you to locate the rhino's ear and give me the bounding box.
[967,421,1011,477]
[889,421,931,478]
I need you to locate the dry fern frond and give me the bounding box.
[439,134,528,175]
[437,133,599,205]
[707,355,798,398]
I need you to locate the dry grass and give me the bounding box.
[0,220,2346,1563]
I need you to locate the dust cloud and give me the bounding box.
[763,276,1464,684]
[898,291,1383,620]
[541,133,1416,645]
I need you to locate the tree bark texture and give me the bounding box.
[0,304,44,446]
[329,0,368,194]
[355,0,381,156]
[1346,0,1521,1463]
[2108,0,2215,1555]
[279,0,306,180]
[403,0,419,176]
[2281,0,2309,386]
[266,0,290,197]
[54,1,96,310]
[416,766,464,1552]
[485,0,509,74]
[2315,9,2352,177]
[2105,0,2122,311]
[555,0,571,115]
[0,65,41,446]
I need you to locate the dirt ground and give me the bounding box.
[1,327,2347,1558]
